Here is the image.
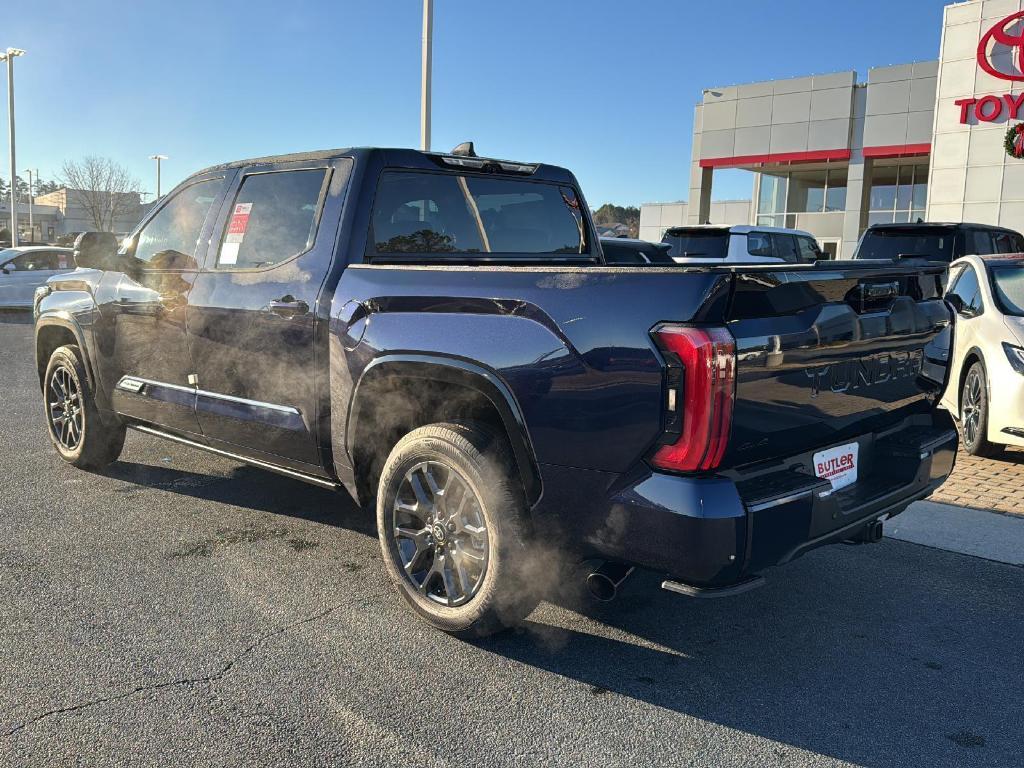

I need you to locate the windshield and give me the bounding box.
[990,265,1024,317]
[855,229,955,262]
[661,230,729,259]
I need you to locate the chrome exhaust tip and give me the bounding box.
[586,562,635,602]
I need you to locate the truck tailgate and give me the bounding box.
[722,263,952,468]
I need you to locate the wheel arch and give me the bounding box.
[35,314,95,392]
[955,346,986,418]
[346,355,542,510]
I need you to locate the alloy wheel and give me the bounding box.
[48,365,83,452]
[962,370,983,449]
[392,461,489,607]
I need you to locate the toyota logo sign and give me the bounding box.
[978,10,1024,82]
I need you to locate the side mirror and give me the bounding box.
[72,231,119,271]
[945,293,977,317]
[1,265,9,275]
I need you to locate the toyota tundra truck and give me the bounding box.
[33,145,957,636]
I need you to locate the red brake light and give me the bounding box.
[650,325,736,472]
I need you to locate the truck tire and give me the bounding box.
[43,345,126,470]
[376,421,540,637]
[960,360,1003,458]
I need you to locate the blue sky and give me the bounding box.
[8,0,951,207]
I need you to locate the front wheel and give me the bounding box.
[960,361,1003,458]
[376,421,540,637]
[43,345,126,470]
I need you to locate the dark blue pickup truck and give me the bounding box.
[33,146,957,636]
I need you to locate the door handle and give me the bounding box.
[267,298,309,318]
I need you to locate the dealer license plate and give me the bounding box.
[813,442,859,491]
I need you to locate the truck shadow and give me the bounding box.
[100,454,1022,765]
[477,543,1023,767]
[102,459,375,536]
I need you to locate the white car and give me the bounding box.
[661,225,823,264]
[0,246,75,308]
[941,254,1024,456]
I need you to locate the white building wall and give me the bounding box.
[638,200,752,242]
[929,0,1024,226]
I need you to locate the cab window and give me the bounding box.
[214,169,328,269]
[134,177,228,269]
[369,171,588,258]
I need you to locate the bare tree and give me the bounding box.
[60,156,142,231]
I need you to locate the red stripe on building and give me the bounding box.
[862,143,932,159]
[698,149,852,168]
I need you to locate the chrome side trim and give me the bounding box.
[1002,427,1024,438]
[115,375,300,415]
[129,424,338,490]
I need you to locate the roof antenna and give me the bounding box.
[451,141,477,157]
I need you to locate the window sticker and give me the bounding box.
[220,202,253,265]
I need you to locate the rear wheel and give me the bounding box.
[960,361,1003,458]
[376,421,540,637]
[43,345,126,470]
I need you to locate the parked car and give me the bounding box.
[853,222,1024,263]
[600,237,673,264]
[940,254,1024,456]
[0,246,75,308]
[661,225,823,264]
[34,146,957,637]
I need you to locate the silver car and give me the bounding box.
[941,254,1024,456]
[0,246,75,308]
[661,225,824,264]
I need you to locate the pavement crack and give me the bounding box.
[3,604,342,738]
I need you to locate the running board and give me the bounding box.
[661,575,765,599]
[129,424,340,490]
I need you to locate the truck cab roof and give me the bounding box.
[193,147,579,187]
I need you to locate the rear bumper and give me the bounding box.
[535,411,957,588]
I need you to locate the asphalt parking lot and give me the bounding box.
[1,311,1022,767]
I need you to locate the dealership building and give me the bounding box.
[640,0,1024,258]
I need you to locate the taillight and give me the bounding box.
[650,325,736,472]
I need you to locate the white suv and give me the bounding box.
[662,225,823,264]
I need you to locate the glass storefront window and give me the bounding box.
[756,169,846,218]
[824,169,847,212]
[912,167,928,210]
[868,164,928,226]
[758,175,788,215]
[788,171,827,213]
[869,167,899,211]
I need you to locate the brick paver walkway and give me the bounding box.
[931,443,1024,516]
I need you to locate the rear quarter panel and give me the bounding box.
[330,265,729,474]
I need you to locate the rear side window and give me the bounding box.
[216,169,328,269]
[746,232,773,258]
[662,230,729,259]
[991,230,1024,254]
[369,171,587,257]
[796,237,821,262]
[771,234,801,262]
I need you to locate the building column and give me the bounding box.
[842,153,872,257]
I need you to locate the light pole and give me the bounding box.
[420,0,432,151]
[149,154,167,199]
[23,167,34,241]
[1,47,25,246]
